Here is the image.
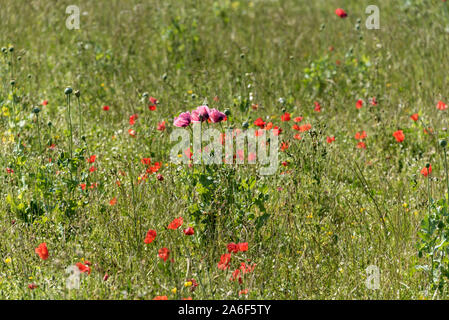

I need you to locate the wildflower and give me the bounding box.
[238,242,248,252]
[356,99,363,109]
[281,142,289,151]
[87,155,96,163]
[149,96,158,105]
[144,229,157,244]
[28,284,38,290]
[326,136,335,144]
[437,101,447,111]
[42,100,48,106]
[103,273,109,281]
[89,166,97,173]
[393,130,405,143]
[335,8,347,18]
[298,124,312,132]
[158,248,170,262]
[6,167,14,174]
[157,121,166,131]
[76,262,91,275]
[209,108,226,123]
[109,197,117,206]
[183,227,194,236]
[128,129,136,137]
[421,164,432,177]
[254,118,266,129]
[280,112,291,121]
[157,174,164,181]
[129,114,138,125]
[153,296,168,300]
[239,289,249,295]
[357,142,366,149]
[293,116,303,122]
[355,131,367,140]
[227,243,239,253]
[294,134,302,140]
[370,97,378,106]
[168,217,183,229]
[103,105,110,111]
[174,112,191,127]
[410,113,419,122]
[314,102,321,112]
[35,243,49,260]
[191,105,210,122]
[149,105,157,111]
[218,253,232,270]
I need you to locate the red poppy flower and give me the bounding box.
[149,96,158,105]
[238,242,248,252]
[218,253,232,270]
[42,100,48,106]
[157,121,166,131]
[357,142,366,149]
[298,124,312,132]
[87,155,96,163]
[227,243,239,253]
[141,158,151,165]
[35,242,49,260]
[335,8,347,18]
[158,247,170,262]
[410,113,419,122]
[421,165,432,177]
[437,101,447,110]
[356,99,363,109]
[183,227,194,236]
[314,102,321,112]
[355,131,367,140]
[6,167,14,174]
[153,296,168,300]
[89,166,97,173]
[109,197,117,206]
[80,183,86,190]
[281,142,289,151]
[149,105,157,111]
[129,114,138,125]
[144,229,157,244]
[370,97,378,106]
[28,283,38,290]
[103,105,110,111]
[103,273,109,281]
[281,112,291,121]
[294,134,302,140]
[128,129,136,137]
[326,136,335,144]
[393,130,405,143]
[294,116,303,122]
[76,262,91,275]
[254,118,266,128]
[168,217,183,229]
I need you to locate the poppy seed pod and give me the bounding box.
[426,163,431,169]
[32,107,41,114]
[9,46,14,52]
[64,87,73,95]
[142,92,149,98]
[440,139,447,148]
[224,109,231,116]
[1,47,6,53]
[242,121,249,129]
[47,121,52,127]
[10,80,15,86]
[75,90,80,97]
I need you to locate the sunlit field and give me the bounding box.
[2,0,449,300]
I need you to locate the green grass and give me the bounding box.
[1,0,449,299]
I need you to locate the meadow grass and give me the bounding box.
[1,0,449,299]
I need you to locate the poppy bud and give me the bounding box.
[32,107,40,114]
[242,121,249,129]
[75,90,80,97]
[10,80,15,86]
[357,18,361,24]
[64,87,73,95]
[224,109,231,116]
[426,163,431,169]
[157,174,164,181]
[191,94,196,99]
[240,53,245,59]
[1,47,6,53]
[27,74,32,79]
[320,23,325,31]
[17,56,21,61]
[162,73,167,81]
[142,92,149,98]
[440,140,447,148]
[81,135,86,142]
[9,46,14,52]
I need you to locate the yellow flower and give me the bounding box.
[184,281,192,288]
[171,287,177,294]
[4,258,11,264]
[187,90,193,95]
[403,203,408,208]
[360,208,365,213]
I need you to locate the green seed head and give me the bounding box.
[224,109,231,116]
[32,107,41,114]
[242,121,249,129]
[64,87,73,95]
[440,139,447,148]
